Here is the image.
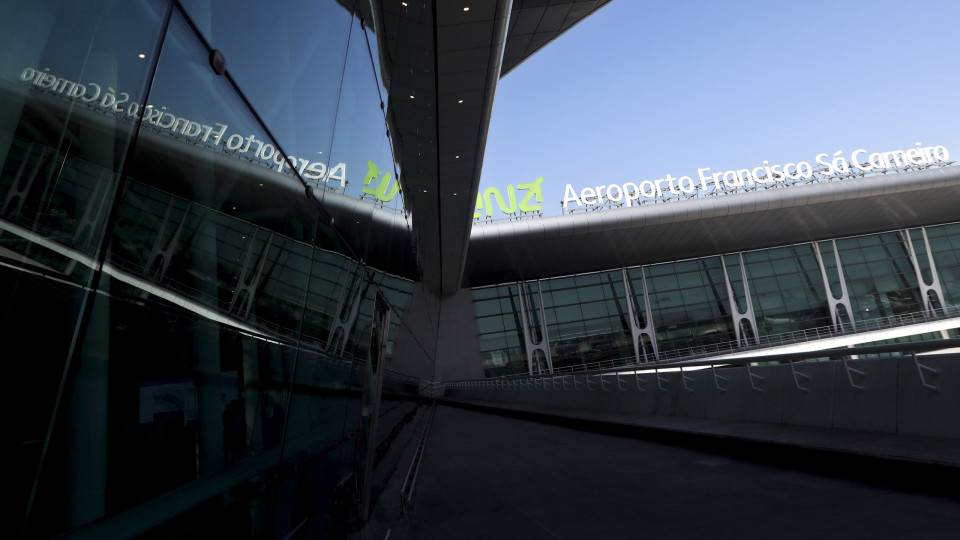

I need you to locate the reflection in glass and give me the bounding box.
[8,1,421,536]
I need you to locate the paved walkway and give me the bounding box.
[393,405,960,539]
[440,398,960,468]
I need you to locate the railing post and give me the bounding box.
[655,367,668,392]
[842,358,866,391]
[635,371,647,392]
[712,365,727,392]
[747,364,764,392]
[789,360,810,392]
[681,367,695,392]
[913,352,940,391]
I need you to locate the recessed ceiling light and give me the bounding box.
[455,155,460,159]
[463,6,470,11]
[402,1,408,5]
[410,95,415,99]
[458,99,464,103]
[137,53,146,59]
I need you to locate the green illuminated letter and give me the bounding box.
[484,186,517,216]
[517,176,543,212]
[362,160,400,202]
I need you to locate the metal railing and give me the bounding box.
[656,305,960,363]
[472,209,543,225]
[400,401,436,515]
[502,305,960,378]
[445,339,960,395]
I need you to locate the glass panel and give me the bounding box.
[10,1,421,537]
[1,0,168,535]
[179,0,352,200]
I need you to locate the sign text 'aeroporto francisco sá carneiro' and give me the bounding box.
[562,143,951,210]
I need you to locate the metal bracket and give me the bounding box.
[842,358,866,391]
[913,352,939,391]
[681,367,695,392]
[713,365,728,392]
[656,368,669,392]
[635,372,647,392]
[789,360,811,392]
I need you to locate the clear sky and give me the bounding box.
[479,0,960,217]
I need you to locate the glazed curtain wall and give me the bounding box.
[472,223,960,377]
[1,1,422,537]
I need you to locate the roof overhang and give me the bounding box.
[464,165,960,286]
[374,0,613,296]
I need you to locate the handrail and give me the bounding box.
[400,401,436,515]
[491,305,960,378]
[449,338,960,388]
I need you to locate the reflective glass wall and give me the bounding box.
[472,224,960,377]
[2,1,424,537]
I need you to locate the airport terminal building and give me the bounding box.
[3,0,958,537]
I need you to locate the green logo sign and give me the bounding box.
[362,161,401,203]
[474,176,544,219]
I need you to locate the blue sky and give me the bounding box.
[479,0,960,216]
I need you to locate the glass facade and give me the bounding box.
[473,284,526,376]
[473,224,960,377]
[3,1,422,537]
[541,271,634,371]
[927,223,960,305]
[832,232,923,321]
[631,257,735,355]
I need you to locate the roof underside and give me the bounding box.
[501,0,614,76]
[375,0,612,296]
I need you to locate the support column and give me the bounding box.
[517,280,552,375]
[228,229,274,321]
[326,265,367,356]
[65,296,109,528]
[143,198,192,282]
[621,268,658,363]
[193,215,223,478]
[722,253,758,347]
[813,240,856,331]
[904,227,947,316]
